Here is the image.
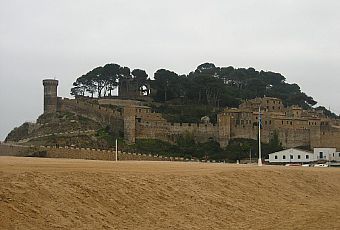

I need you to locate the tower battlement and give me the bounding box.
[43,79,59,113]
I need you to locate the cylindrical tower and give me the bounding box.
[43,79,59,113]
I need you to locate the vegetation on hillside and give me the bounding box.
[5,112,102,143]
[121,132,283,162]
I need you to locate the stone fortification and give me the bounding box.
[0,143,171,161]
[40,80,340,151]
[61,98,124,136]
[43,79,59,113]
[123,96,340,150]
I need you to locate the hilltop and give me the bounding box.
[4,63,340,161]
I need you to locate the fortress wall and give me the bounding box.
[62,98,122,118]
[168,123,218,143]
[278,129,310,148]
[0,144,168,161]
[227,121,311,149]
[0,144,32,156]
[98,98,142,107]
[45,147,116,160]
[136,122,170,141]
[123,107,137,143]
[218,115,231,148]
[309,126,321,149]
[230,124,257,140]
[320,127,340,151]
[61,99,124,133]
[138,112,165,122]
[135,121,219,143]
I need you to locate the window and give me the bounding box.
[339,153,340,157]
[306,155,309,159]
[275,155,278,159]
[283,155,286,159]
[319,152,324,159]
[290,155,293,160]
[298,155,301,159]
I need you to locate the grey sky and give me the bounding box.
[1,0,339,140]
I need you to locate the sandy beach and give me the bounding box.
[0,156,340,229]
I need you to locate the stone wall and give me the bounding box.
[0,143,172,161]
[61,98,124,135]
[0,144,32,156]
[320,126,340,150]
[98,98,142,107]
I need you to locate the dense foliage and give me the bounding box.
[71,62,320,110]
[122,133,283,161]
[150,63,317,109]
[71,63,144,98]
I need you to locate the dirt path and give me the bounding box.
[1,156,340,229]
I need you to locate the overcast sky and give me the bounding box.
[0,0,339,141]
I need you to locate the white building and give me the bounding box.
[268,148,314,164]
[314,148,340,162]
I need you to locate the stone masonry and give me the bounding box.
[43,79,340,151]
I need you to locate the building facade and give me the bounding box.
[268,148,314,164]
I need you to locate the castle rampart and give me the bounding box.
[40,80,340,151]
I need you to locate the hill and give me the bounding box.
[4,63,340,161]
[1,157,340,229]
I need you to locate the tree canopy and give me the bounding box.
[71,63,131,98]
[71,62,323,111]
[150,63,317,109]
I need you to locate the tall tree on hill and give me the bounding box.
[153,69,184,101]
[132,69,149,93]
[71,63,130,98]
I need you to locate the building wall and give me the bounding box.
[268,149,314,163]
[313,148,339,161]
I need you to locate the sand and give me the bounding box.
[0,156,340,230]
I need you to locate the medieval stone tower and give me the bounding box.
[43,79,59,113]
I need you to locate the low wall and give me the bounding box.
[0,144,32,156]
[0,143,173,161]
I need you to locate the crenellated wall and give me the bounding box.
[39,80,340,151]
[0,143,169,161]
[61,98,124,135]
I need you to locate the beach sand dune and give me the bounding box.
[0,157,340,229]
